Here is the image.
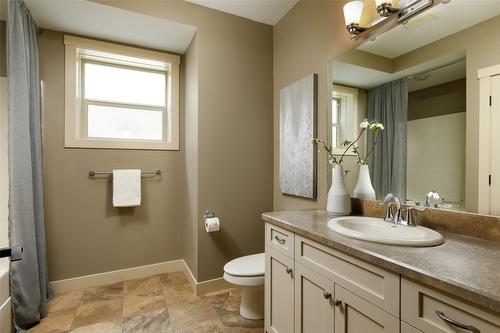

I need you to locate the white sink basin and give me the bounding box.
[328,216,444,247]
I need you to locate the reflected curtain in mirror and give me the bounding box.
[368,78,408,200]
[279,74,318,199]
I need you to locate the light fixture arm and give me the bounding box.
[346,23,367,36]
[376,2,399,17]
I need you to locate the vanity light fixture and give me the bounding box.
[343,0,434,38]
[375,0,399,17]
[343,0,367,36]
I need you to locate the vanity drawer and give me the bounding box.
[265,223,294,258]
[295,235,400,317]
[401,278,500,333]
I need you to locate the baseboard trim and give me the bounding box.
[51,259,185,294]
[182,262,232,296]
[50,259,232,296]
[196,277,232,296]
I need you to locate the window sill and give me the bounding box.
[64,137,179,151]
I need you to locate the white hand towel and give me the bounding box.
[113,169,141,207]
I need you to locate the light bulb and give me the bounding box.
[343,1,364,26]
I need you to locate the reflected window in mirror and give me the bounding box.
[329,85,363,154]
[331,97,340,148]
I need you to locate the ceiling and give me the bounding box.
[23,0,197,54]
[185,0,298,25]
[407,60,465,92]
[358,0,500,58]
[333,58,466,92]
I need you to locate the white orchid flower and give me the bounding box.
[360,119,369,129]
[369,122,384,131]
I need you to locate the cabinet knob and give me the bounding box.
[323,291,332,300]
[285,267,292,275]
[334,298,342,307]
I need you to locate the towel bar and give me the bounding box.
[88,169,161,177]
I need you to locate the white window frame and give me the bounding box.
[329,84,359,155]
[64,35,180,150]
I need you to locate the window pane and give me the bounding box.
[88,105,162,140]
[332,126,338,148]
[84,62,166,106]
[332,98,340,124]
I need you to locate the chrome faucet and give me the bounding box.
[379,193,402,225]
[379,193,425,226]
[424,190,440,208]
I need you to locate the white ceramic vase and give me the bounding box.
[353,164,376,200]
[327,165,351,216]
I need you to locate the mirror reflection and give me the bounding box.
[328,0,500,215]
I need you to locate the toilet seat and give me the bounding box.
[224,253,264,277]
[223,253,265,287]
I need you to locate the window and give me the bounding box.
[329,84,360,154]
[64,35,180,150]
[331,97,342,148]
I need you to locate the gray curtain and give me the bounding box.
[7,0,51,330]
[367,78,408,200]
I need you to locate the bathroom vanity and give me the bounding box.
[262,210,500,333]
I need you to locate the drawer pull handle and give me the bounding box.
[323,292,332,300]
[334,298,342,307]
[436,311,480,333]
[274,235,286,244]
[285,267,293,275]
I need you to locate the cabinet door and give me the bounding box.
[265,246,295,333]
[401,321,422,333]
[294,263,335,333]
[334,285,399,333]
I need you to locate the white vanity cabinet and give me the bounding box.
[294,263,335,333]
[264,222,500,333]
[265,246,295,333]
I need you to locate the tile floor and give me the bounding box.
[28,272,264,333]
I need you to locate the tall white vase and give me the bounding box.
[353,164,376,200]
[327,165,351,216]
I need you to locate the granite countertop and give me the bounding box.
[262,209,500,315]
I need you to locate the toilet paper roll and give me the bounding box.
[205,217,220,232]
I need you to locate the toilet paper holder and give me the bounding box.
[204,209,217,219]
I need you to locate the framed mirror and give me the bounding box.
[327,0,500,216]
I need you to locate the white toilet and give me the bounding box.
[223,253,265,320]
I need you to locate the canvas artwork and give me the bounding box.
[279,74,318,199]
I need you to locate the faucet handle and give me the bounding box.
[405,206,425,226]
[381,202,394,222]
[379,193,395,205]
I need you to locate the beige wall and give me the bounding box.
[273,1,356,210]
[39,30,184,281]
[181,33,199,278]
[41,1,273,282]
[195,10,273,281]
[408,78,466,121]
